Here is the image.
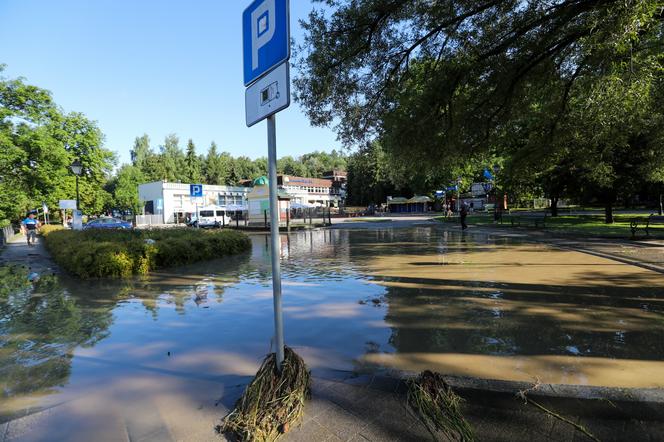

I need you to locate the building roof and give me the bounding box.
[387,197,409,204]
[253,176,268,186]
[279,175,334,188]
[138,180,250,193]
[323,170,347,178]
[407,196,432,203]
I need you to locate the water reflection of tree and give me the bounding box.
[345,228,493,266]
[342,228,664,360]
[382,279,664,361]
[0,267,114,420]
[120,252,253,317]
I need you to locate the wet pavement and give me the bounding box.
[0,234,57,275]
[1,227,663,440]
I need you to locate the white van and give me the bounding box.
[191,206,231,228]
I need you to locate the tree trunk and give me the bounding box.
[659,192,663,216]
[550,197,559,217]
[605,201,614,224]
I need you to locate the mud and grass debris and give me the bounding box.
[407,370,473,441]
[217,346,311,441]
[517,383,600,442]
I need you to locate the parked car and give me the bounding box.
[83,217,132,230]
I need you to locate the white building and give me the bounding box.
[138,181,251,224]
[278,175,343,207]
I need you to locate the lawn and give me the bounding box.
[436,213,664,239]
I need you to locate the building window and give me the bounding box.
[173,195,183,208]
[218,195,227,205]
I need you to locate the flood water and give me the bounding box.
[2,227,664,428]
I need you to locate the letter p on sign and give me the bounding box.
[251,0,275,70]
[243,0,290,86]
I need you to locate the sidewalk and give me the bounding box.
[0,232,58,274]
[280,372,664,442]
[4,370,662,442]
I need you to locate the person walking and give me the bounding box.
[460,203,468,231]
[21,212,40,246]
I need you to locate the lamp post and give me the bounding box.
[70,159,83,210]
[456,176,462,213]
[493,165,501,222]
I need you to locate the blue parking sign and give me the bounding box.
[190,184,203,197]
[243,0,290,86]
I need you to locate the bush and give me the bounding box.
[42,228,252,279]
[39,224,65,237]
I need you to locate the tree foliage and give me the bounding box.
[346,142,398,206]
[0,66,115,221]
[0,67,350,223]
[296,0,664,220]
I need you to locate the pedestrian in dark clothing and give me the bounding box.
[460,204,468,230]
[21,212,40,246]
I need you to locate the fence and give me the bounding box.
[284,207,333,228]
[1,225,16,247]
[135,215,165,226]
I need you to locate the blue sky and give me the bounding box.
[0,0,340,165]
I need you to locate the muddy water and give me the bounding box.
[1,228,663,428]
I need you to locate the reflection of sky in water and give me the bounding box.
[2,227,664,421]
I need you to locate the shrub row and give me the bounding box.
[42,228,252,279]
[39,224,65,236]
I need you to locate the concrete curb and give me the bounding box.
[318,369,664,423]
[443,375,664,422]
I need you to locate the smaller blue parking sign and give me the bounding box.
[243,0,290,86]
[190,184,203,197]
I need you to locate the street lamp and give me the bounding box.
[493,165,501,222]
[70,159,83,210]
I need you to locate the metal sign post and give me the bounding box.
[267,115,285,367]
[243,0,290,370]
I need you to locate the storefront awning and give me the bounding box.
[407,196,432,204]
[387,197,409,205]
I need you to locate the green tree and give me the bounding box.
[204,142,228,184]
[228,156,264,184]
[346,142,398,206]
[159,134,185,182]
[0,66,115,220]
[278,155,308,176]
[184,139,202,183]
[130,134,151,171]
[107,165,145,213]
[296,1,664,221]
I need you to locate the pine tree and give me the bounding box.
[130,134,151,170]
[160,134,185,182]
[185,139,202,183]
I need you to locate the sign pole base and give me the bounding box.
[267,114,285,370]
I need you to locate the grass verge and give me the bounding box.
[41,227,251,278]
[436,213,664,238]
